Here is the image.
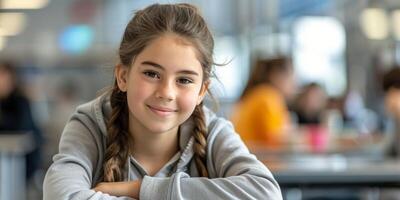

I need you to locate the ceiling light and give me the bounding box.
[360,8,389,40]
[0,13,26,36]
[0,0,49,9]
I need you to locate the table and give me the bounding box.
[247,127,400,199]
[250,132,400,188]
[262,155,400,188]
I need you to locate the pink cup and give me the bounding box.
[308,125,328,153]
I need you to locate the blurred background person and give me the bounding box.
[230,57,297,149]
[382,67,400,157]
[378,66,400,200]
[0,61,43,185]
[293,82,327,125]
[383,67,400,120]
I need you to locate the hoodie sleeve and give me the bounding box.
[139,118,282,200]
[43,119,134,200]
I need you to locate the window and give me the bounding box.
[293,16,346,96]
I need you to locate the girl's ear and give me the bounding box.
[115,64,129,92]
[197,81,209,105]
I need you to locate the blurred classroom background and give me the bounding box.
[2,0,400,199]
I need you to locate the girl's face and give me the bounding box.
[116,34,208,136]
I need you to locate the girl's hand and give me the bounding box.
[93,180,141,199]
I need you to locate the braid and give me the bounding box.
[192,104,209,177]
[103,83,131,182]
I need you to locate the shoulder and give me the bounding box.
[57,95,108,165]
[3,91,30,107]
[75,93,106,116]
[203,106,237,143]
[74,92,110,120]
[250,84,280,98]
[203,107,252,167]
[69,92,110,138]
[251,85,284,106]
[240,84,281,105]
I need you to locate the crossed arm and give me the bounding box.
[93,181,141,199]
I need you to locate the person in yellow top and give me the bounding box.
[231,57,296,148]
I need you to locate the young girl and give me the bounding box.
[43,3,281,199]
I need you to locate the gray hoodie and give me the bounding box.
[43,94,282,200]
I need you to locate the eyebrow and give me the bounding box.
[141,61,199,76]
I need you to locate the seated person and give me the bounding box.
[230,57,296,148]
[0,61,43,181]
[293,82,327,125]
[383,67,400,119]
[382,67,400,156]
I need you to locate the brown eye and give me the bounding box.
[177,78,193,84]
[143,71,160,79]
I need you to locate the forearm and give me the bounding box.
[140,172,281,200]
[94,180,141,199]
[44,168,135,200]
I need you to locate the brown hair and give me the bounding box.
[239,57,292,100]
[103,3,214,182]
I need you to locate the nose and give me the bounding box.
[155,79,176,101]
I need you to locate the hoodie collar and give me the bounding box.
[176,118,195,169]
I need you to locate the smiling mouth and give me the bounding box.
[147,105,177,116]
